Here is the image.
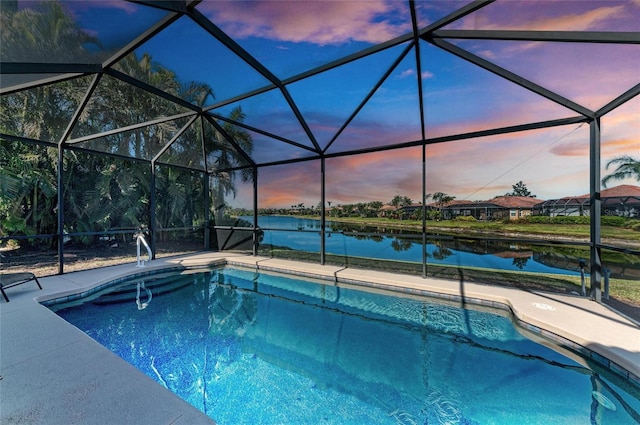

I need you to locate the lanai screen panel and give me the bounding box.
[325,148,422,264]
[256,162,322,261]
[0,1,169,89]
[1,0,639,278]
[196,0,414,80]
[420,42,580,139]
[601,96,640,246]
[286,43,409,150]
[154,164,206,256]
[124,14,273,108]
[0,75,93,143]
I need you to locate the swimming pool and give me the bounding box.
[51,266,639,424]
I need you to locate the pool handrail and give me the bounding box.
[136,234,152,267]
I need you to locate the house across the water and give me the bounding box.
[532,185,640,218]
[438,196,541,221]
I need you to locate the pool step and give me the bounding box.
[92,274,195,305]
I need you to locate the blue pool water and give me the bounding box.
[53,267,639,424]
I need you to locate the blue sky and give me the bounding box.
[42,0,640,207]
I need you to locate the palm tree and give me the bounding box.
[1,1,99,63]
[602,155,640,188]
[390,195,412,208]
[105,52,182,159]
[432,192,455,220]
[208,107,254,223]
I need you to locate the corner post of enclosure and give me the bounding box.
[201,115,210,251]
[422,144,427,278]
[57,144,65,275]
[253,167,258,256]
[149,161,157,260]
[203,171,210,250]
[589,118,602,301]
[320,156,326,265]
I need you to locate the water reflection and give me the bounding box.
[242,216,639,279]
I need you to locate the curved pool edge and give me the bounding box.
[40,252,640,385]
[225,256,640,387]
[1,252,638,425]
[35,252,640,385]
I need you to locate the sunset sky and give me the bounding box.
[19,0,640,208]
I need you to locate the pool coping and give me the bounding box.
[1,252,639,424]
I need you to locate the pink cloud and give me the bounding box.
[198,0,411,45]
[549,142,589,157]
[519,5,627,31]
[232,116,613,207]
[256,162,321,208]
[455,3,629,31]
[520,6,624,31]
[459,40,638,111]
[602,138,640,160]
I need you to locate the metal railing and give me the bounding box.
[136,233,152,267]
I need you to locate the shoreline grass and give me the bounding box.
[292,215,640,247]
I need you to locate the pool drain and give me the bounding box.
[592,391,616,411]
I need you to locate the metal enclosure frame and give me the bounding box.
[1,0,639,300]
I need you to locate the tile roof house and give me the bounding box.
[437,197,541,221]
[386,185,640,221]
[533,185,640,218]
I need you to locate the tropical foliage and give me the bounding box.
[602,155,640,188]
[390,195,412,207]
[0,2,253,247]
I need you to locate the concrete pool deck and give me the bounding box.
[1,251,638,424]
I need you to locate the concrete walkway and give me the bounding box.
[1,252,638,424]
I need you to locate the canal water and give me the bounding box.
[239,216,589,276]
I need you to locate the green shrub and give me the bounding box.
[527,215,592,225]
[527,216,552,224]
[630,222,640,232]
[557,216,590,225]
[601,216,626,227]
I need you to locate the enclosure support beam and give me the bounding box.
[57,145,65,275]
[432,30,640,44]
[320,157,326,265]
[323,42,414,154]
[201,117,210,251]
[589,119,602,301]
[203,171,210,251]
[253,167,259,256]
[422,144,427,278]
[596,83,640,118]
[150,162,157,259]
[410,0,428,279]
[54,74,103,274]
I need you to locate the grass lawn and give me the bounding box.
[308,216,640,246]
